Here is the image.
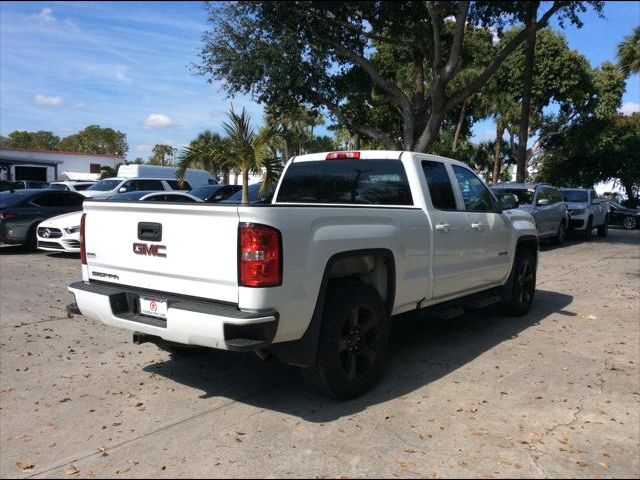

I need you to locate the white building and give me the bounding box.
[0,148,123,182]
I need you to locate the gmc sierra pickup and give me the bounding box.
[68,151,538,398]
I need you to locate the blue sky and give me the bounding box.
[1,1,638,159]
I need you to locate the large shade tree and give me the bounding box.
[198,1,602,153]
[59,125,128,155]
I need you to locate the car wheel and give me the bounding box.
[301,280,389,399]
[501,248,537,317]
[583,217,593,240]
[597,215,609,237]
[22,224,39,251]
[552,222,566,245]
[623,216,637,230]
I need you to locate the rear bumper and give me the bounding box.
[0,222,29,244]
[68,281,278,351]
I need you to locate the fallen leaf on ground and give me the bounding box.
[16,461,34,471]
[598,462,609,469]
[65,464,79,475]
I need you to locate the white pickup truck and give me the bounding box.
[68,151,538,398]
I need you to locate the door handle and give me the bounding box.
[471,222,484,230]
[435,223,451,232]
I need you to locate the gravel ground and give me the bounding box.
[1,229,638,478]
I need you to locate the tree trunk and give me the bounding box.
[452,98,468,152]
[221,167,229,185]
[353,133,360,150]
[493,122,505,183]
[622,182,635,202]
[241,169,249,204]
[516,1,539,183]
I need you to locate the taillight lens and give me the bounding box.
[80,213,87,264]
[239,223,282,287]
[326,151,360,160]
[0,212,17,221]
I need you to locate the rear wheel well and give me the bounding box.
[326,251,395,314]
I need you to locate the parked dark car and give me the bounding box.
[608,202,640,230]
[0,180,49,191]
[221,182,276,204]
[189,184,242,203]
[0,189,85,249]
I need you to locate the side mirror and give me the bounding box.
[500,194,519,210]
[118,187,127,193]
[537,198,550,206]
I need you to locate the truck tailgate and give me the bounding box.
[82,201,239,304]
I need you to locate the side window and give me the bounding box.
[452,166,495,212]
[121,180,137,192]
[63,193,84,207]
[139,180,164,190]
[32,193,66,207]
[421,161,457,210]
[551,189,563,203]
[166,180,191,190]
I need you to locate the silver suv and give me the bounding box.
[491,183,569,245]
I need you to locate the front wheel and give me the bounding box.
[552,222,566,245]
[597,215,608,237]
[301,280,389,399]
[623,216,637,230]
[501,249,537,316]
[583,217,593,241]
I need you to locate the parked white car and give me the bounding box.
[81,178,191,199]
[117,165,217,187]
[37,211,83,253]
[560,188,609,239]
[48,181,96,193]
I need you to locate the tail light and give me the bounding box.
[239,223,282,287]
[0,212,16,221]
[326,151,360,160]
[80,213,87,265]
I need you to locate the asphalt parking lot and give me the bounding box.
[1,229,639,479]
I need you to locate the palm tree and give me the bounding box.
[617,26,640,76]
[220,107,280,204]
[151,144,177,166]
[176,130,226,184]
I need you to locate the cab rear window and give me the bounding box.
[276,159,413,206]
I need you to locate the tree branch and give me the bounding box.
[315,36,413,118]
[312,92,398,150]
[445,1,563,111]
[443,1,470,80]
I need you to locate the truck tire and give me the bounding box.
[597,215,608,237]
[552,221,566,245]
[501,248,536,317]
[583,217,593,241]
[301,280,389,399]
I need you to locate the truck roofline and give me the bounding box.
[290,150,472,169]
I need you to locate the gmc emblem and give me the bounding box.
[133,242,167,258]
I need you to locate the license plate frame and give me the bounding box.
[139,296,168,319]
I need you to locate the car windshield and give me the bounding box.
[222,183,274,204]
[48,184,67,190]
[561,190,588,203]
[189,185,219,201]
[491,187,534,205]
[87,179,121,191]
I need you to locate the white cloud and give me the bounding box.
[34,7,56,24]
[620,101,640,116]
[64,18,78,29]
[72,101,86,109]
[34,94,63,106]
[143,113,177,129]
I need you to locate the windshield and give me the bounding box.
[491,187,534,205]
[87,179,121,191]
[561,190,588,203]
[189,185,218,201]
[48,184,68,191]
